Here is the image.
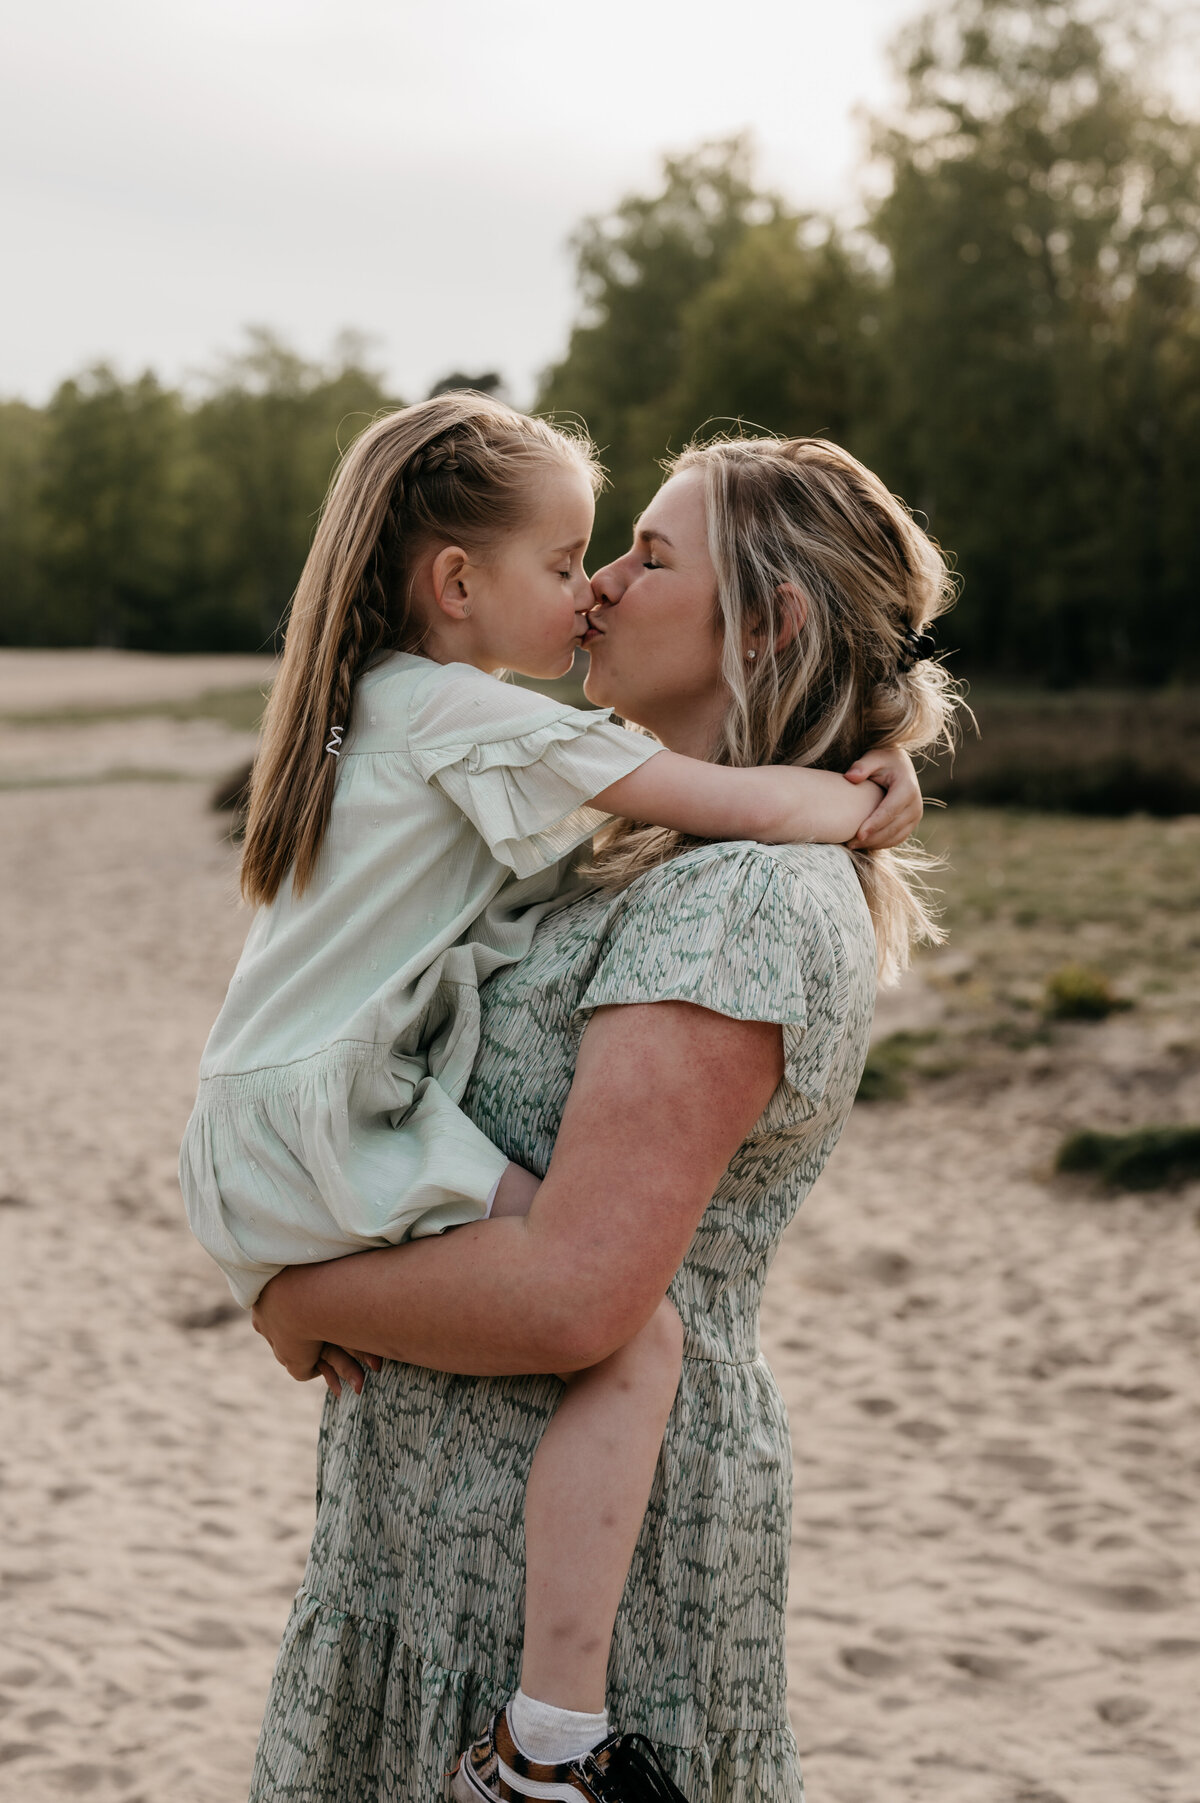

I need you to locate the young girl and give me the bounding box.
[180,394,917,1799]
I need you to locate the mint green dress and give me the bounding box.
[180,653,659,1307]
[248,840,876,1803]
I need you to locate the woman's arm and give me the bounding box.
[252,1000,783,1379]
[591,747,921,848]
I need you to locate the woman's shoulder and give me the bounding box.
[618,839,872,953]
[583,840,874,1017]
[575,840,876,1114]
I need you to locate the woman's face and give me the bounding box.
[582,468,729,756]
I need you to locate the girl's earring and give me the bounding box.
[462,604,471,618]
[746,647,757,661]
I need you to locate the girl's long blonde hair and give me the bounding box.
[241,394,601,905]
[593,435,963,983]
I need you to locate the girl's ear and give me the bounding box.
[774,582,808,650]
[430,545,472,621]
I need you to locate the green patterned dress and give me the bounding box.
[249,839,877,1803]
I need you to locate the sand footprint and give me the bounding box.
[838,1646,902,1678]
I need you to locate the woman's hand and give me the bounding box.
[252,1271,378,1388]
[252,1273,326,1381]
[844,747,923,848]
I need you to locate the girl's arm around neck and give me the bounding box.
[252,1000,783,1377]
[591,750,884,846]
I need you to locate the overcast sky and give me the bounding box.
[2,0,1194,406]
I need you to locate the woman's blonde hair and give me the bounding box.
[241,394,601,905]
[593,435,963,983]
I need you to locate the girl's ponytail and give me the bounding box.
[240,396,599,906]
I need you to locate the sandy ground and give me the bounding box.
[0,651,277,717]
[0,658,1197,1803]
[0,649,274,788]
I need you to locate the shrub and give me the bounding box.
[1055,1126,1200,1191]
[856,1031,941,1102]
[1043,964,1123,1020]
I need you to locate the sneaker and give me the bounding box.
[450,1706,691,1803]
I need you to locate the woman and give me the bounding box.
[250,434,958,1803]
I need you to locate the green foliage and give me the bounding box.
[540,0,1200,680]
[0,400,49,642]
[866,0,1200,682]
[856,1029,944,1101]
[3,1,1200,673]
[182,331,392,651]
[1055,1125,1200,1190]
[0,330,397,652]
[38,367,188,648]
[1043,962,1123,1018]
[538,137,785,566]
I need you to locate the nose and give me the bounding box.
[589,558,626,610]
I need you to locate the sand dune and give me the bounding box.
[0,655,1196,1803]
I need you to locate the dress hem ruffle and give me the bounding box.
[249,1589,804,1803]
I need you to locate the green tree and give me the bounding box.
[38,366,187,648]
[0,400,49,644]
[538,137,783,564]
[867,0,1200,679]
[183,328,394,650]
[656,218,881,458]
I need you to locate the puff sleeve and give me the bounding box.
[406,662,662,878]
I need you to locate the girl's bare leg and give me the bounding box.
[521,1298,683,1710]
[490,1164,684,1714]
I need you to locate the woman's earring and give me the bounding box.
[746,648,757,661]
[462,604,471,618]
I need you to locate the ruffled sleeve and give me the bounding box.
[574,842,859,1122]
[406,662,662,879]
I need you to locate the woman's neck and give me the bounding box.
[630,691,727,761]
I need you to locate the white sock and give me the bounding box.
[507,1689,609,1764]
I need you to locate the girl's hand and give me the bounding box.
[316,1344,383,1397]
[844,748,923,848]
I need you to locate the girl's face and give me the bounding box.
[582,469,729,755]
[432,462,597,679]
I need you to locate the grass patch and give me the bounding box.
[0,684,270,732]
[0,768,194,790]
[1043,964,1129,1021]
[1055,1126,1200,1191]
[920,810,1200,1006]
[856,1031,943,1102]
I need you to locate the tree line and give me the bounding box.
[2,0,1198,683]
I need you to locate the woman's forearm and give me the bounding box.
[255,1001,783,1381]
[259,1214,613,1377]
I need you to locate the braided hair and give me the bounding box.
[241,396,601,905]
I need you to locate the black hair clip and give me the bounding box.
[897,624,938,673]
